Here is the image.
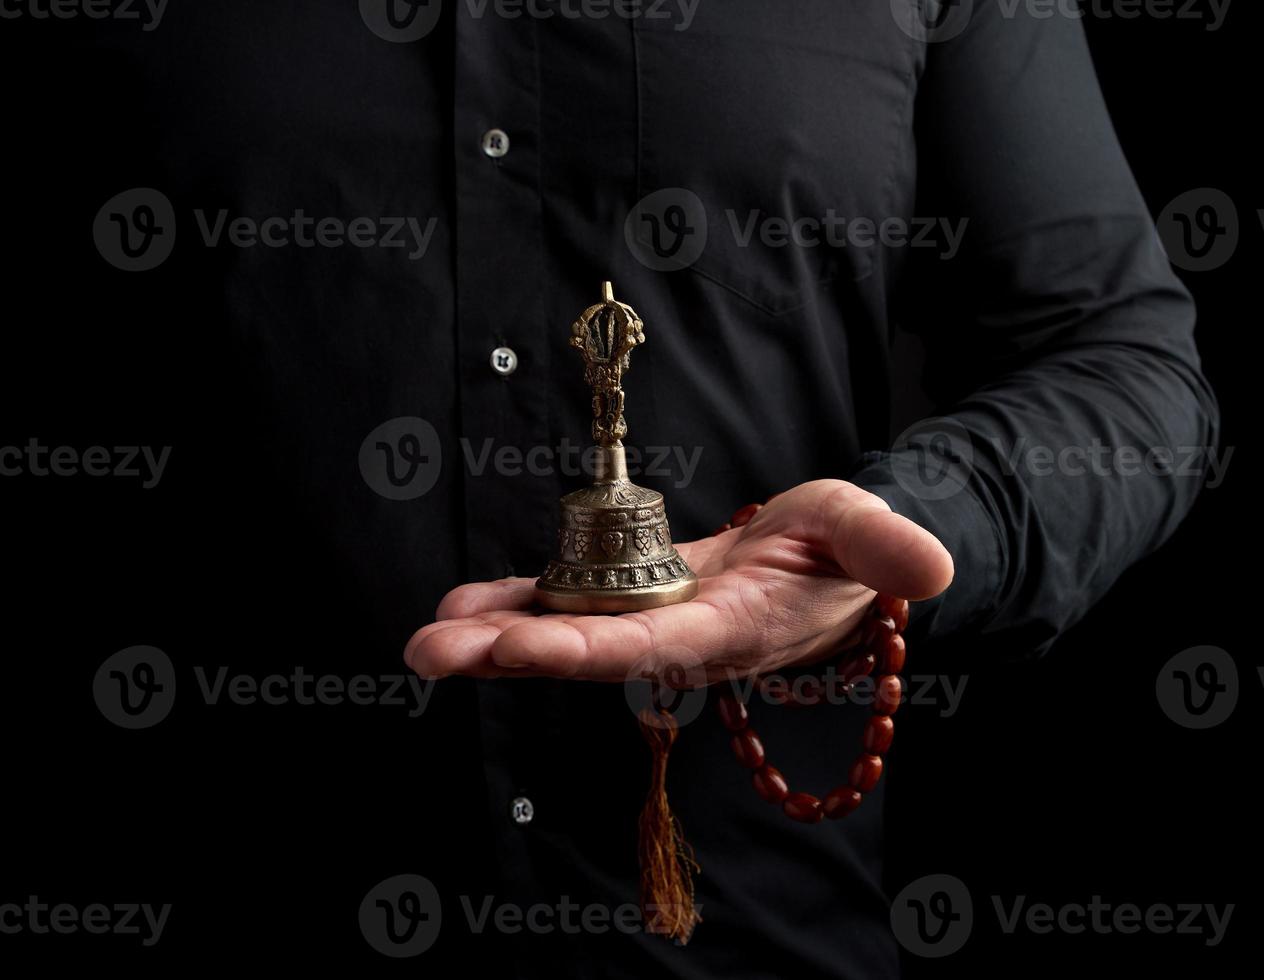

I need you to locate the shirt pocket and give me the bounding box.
[632,1,917,315]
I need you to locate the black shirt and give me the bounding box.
[4,1,1217,976]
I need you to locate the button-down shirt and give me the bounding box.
[28,0,1217,976]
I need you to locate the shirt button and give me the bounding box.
[490,346,518,376]
[510,796,534,825]
[481,128,510,159]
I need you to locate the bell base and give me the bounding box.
[535,572,698,614]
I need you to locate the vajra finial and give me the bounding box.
[570,281,646,447]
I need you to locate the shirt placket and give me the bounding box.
[452,9,559,939]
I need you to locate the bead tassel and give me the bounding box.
[637,497,911,943]
[636,705,702,944]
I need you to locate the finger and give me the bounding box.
[435,576,538,620]
[818,482,954,600]
[488,588,735,682]
[405,610,537,677]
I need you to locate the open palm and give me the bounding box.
[405,480,953,685]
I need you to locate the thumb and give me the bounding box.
[816,481,955,600]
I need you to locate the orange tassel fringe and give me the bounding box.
[636,705,701,944]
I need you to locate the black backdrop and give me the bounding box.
[0,2,1256,975]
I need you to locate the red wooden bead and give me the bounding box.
[840,651,877,684]
[752,765,790,804]
[874,674,904,716]
[730,503,762,527]
[730,728,766,769]
[866,616,895,651]
[877,595,910,633]
[823,785,863,819]
[880,634,906,675]
[850,753,884,792]
[862,715,895,754]
[716,694,749,731]
[782,792,824,823]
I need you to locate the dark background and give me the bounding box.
[0,2,1255,975]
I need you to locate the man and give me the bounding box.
[44,0,1216,976]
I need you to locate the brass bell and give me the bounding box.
[535,282,699,613]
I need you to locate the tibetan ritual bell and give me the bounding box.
[535,282,699,613]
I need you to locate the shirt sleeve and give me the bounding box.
[847,3,1220,657]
